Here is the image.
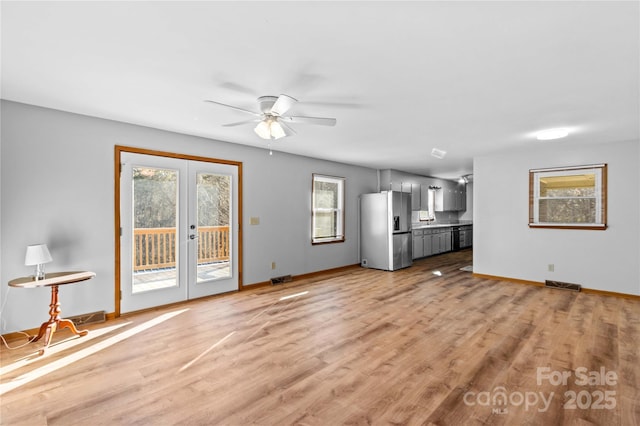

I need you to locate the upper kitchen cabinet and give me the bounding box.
[442,180,455,211]
[378,169,466,212]
[411,184,421,210]
[412,183,431,211]
[419,185,430,211]
[447,181,466,211]
[436,180,467,212]
[456,182,467,211]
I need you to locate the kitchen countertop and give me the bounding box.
[412,221,473,230]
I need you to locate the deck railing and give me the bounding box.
[133,226,229,271]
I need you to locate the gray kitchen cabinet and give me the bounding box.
[412,229,424,259]
[431,231,441,254]
[420,185,431,211]
[443,229,453,252]
[411,184,422,211]
[377,171,468,213]
[459,225,473,248]
[413,226,458,259]
[442,181,467,212]
[456,183,467,211]
[423,231,434,256]
[452,186,461,211]
[425,179,466,212]
[442,181,455,212]
[441,229,452,252]
[427,228,451,255]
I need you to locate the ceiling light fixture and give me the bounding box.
[269,121,286,139]
[254,117,287,140]
[458,174,472,184]
[431,148,447,159]
[536,128,569,140]
[254,120,271,139]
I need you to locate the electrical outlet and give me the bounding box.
[271,262,276,270]
[548,264,555,272]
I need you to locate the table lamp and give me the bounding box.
[25,244,53,280]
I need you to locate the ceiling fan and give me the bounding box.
[205,94,337,140]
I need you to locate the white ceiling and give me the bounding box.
[2,1,638,179]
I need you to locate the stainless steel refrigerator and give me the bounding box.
[360,191,412,271]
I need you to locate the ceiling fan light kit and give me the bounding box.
[254,119,272,139]
[269,122,287,139]
[254,117,287,140]
[205,93,337,140]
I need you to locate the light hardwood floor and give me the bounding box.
[1,249,638,425]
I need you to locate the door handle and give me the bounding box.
[189,234,197,240]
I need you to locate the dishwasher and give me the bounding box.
[451,226,461,251]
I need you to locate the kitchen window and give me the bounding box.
[529,164,607,230]
[312,174,345,244]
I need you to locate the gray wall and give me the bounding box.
[474,139,640,295]
[0,101,378,333]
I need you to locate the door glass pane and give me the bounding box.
[132,167,178,293]
[196,172,231,283]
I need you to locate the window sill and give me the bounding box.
[312,237,345,245]
[528,223,607,230]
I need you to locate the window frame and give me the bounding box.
[311,174,346,245]
[528,164,607,230]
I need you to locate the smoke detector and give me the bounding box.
[431,148,447,159]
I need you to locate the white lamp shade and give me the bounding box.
[254,120,272,139]
[270,121,286,139]
[25,244,53,266]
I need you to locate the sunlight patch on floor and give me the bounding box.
[0,308,189,396]
[178,331,236,373]
[280,291,309,301]
[0,322,130,376]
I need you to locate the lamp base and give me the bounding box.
[34,264,46,281]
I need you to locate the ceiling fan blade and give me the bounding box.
[283,115,337,126]
[270,94,298,116]
[204,100,260,116]
[222,119,260,127]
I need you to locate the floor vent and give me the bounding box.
[545,280,581,292]
[67,311,106,326]
[271,275,293,285]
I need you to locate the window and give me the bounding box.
[312,174,345,244]
[529,164,607,230]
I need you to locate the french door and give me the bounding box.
[119,151,239,313]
